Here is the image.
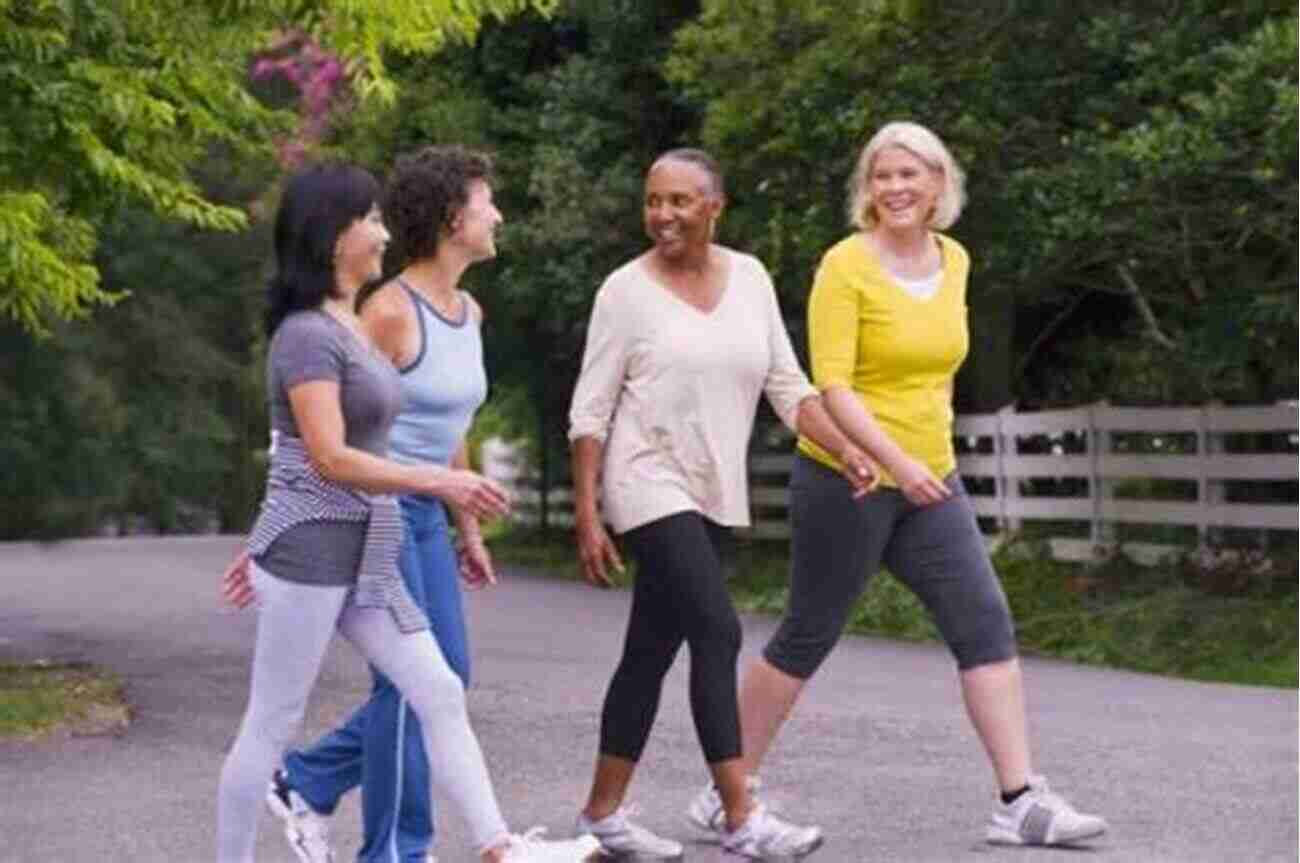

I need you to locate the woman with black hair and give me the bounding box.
[259,145,517,863]
[215,163,598,863]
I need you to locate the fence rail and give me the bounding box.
[483,402,1298,564]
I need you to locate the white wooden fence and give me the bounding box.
[483,401,1298,564]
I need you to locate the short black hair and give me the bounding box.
[384,145,495,264]
[265,163,380,336]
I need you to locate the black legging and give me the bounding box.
[599,511,743,764]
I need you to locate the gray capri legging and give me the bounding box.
[764,453,1017,677]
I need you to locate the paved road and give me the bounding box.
[0,536,1295,862]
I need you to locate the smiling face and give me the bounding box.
[868,145,943,233]
[447,178,503,263]
[334,205,390,288]
[643,158,723,261]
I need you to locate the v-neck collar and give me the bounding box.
[858,232,951,304]
[638,248,734,317]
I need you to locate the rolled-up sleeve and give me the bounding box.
[807,256,860,390]
[760,269,818,432]
[568,284,629,443]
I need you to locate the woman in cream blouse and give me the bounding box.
[567,148,874,861]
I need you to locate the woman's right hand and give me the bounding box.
[576,513,624,588]
[221,549,257,610]
[890,456,952,507]
[431,469,513,522]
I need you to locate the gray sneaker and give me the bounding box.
[986,776,1107,846]
[576,805,684,860]
[721,804,823,860]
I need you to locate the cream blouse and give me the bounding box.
[568,247,817,533]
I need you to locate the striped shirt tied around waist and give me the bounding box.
[248,433,427,634]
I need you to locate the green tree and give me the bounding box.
[0,149,272,539]
[668,0,1298,408]
[0,0,550,335]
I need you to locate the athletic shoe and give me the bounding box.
[499,827,602,861]
[576,805,684,860]
[721,804,823,859]
[986,776,1107,846]
[685,775,763,839]
[265,769,335,863]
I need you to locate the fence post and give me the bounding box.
[996,404,1019,533]
[1088,400,1113,557]
[1197,404,1213,553]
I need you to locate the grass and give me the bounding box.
[491,526,1298,688]
[0,661,131,740]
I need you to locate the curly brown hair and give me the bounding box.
[383,145,495,264]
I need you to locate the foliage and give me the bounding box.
[0,0,551,335]
[667,0,1299,408]
[0,177,271,538]
[3,2,1294,540]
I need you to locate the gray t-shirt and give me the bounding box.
[256,310,404,585]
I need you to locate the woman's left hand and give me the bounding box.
[221,549,257,610]
[457,535,498,591]
[839,444,880,498]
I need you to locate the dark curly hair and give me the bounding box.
[264,163,380,336]
[383,145,495,265]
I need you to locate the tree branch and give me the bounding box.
[1116,263,1178,349]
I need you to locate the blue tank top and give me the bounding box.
[386,281,488,467]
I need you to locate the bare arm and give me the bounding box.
[793,395,878,494]
[352,283,511,518]
[571,435,624,587]
[821,385,950,505]
[360,282,416,367]
[289,382,511,518]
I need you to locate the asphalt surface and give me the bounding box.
[0,536,1295,863]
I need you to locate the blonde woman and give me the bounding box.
[686,123,1108,849]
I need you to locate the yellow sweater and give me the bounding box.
[797,233,970,486]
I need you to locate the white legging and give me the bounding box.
[216,565,508,862]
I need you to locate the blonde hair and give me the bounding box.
[847,121,966,231]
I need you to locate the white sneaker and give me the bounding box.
[499,827,602,862]
[986,776,1107,846]
[721,804,823,859]
[577,805,684,860]
[265,770,335,863]
[685,775,763,840]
